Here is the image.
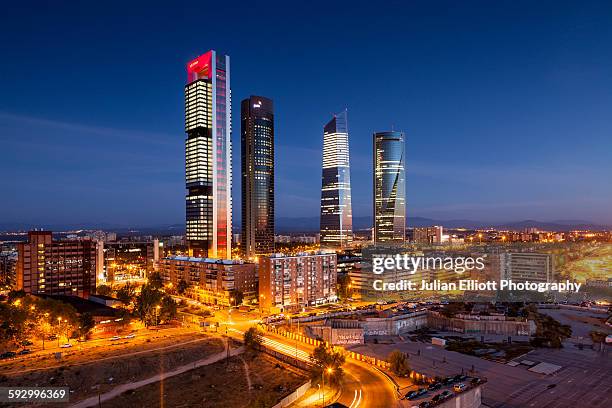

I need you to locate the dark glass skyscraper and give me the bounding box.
[373,131,405,243]
[184,51,232,259]
[320,110,353,247]
[241,96,274,258]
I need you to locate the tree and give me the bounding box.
[116,282,137,305]
[148,272,163,290]
[177,279,188,295]
[590,330,607,351]
[159,295,177,323]
[310,343,346,386]
[96,285,113,296]
[243,327,263,351]
[388,350,410,376]
[336,274,352,300]
[230,290,244,306]
[135,284,163,326]
[78,313,96,339]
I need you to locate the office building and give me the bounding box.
[320,110,353,247]
[184,50,232,259]
[159,256,257,306]
[241,96,275,258]
[97,240,161,282]
[373,131,406,243]
[16,231,97,297]
[259,251,337,311]
[500,252,555,283]
[413,226,444,244]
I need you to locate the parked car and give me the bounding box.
[440,390,453,400]
[17,349,31,355]
[124,333,136,339]
[454,383,467,392]
[405,391,420,400]
[60,343,72,348]
[418,401,431,408]
[110,336,121,341]
[21,340,33,346]
[0,351,16,359]
[454,374,467,382]
[443,376,455,385]
[427,382,442,391]
[416,388,427,397]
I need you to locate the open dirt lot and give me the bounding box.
[106,353,308,408]
[0,334,224,407]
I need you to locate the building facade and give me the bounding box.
[184,50,232,259]
[259,252,337,311]
[413,226,443,244]
[16,231,97,297]
[159,256,257,306]
[320,110,353,248]
[97,240,160,283]
[241,96,274,258]
[373,131,405,243]
[500,252,555,283]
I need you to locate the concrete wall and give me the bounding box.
[437,385,483,408]
[428,311,535,336]
[363,311,428,336]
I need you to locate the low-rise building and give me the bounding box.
[259,251,337,312]
[16,231,97,297]
[159,256,257,306]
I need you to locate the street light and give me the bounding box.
[322,366,334,406]
[57,317,62,347]
[155,305,161,326]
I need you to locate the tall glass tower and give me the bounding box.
[373,131,405,243]
[320,110,353,247]
[241,96,274,258]
[184,50,232,259]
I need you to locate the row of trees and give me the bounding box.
[96,272,177,327]
[0,291,95,348]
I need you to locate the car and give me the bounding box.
[21,340,33,346]
[60,343,72,348]
[427,382,442,391]
[405,391,419,400]
[416,388,427,397]
[440,390,453,400]
[443,376,455,385]
[470,377,483,385]
[110,336,121,341]
[124,333,136,339]
[418,401,431,408]
[0,351,16,359]
[431,394,442,403]
[454,374,467,382]
[453,383,466,392]
[17,349,31,355]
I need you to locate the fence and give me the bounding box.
[270,381,312,408]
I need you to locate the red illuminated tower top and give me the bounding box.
[186,51,213,82]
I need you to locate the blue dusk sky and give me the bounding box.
[1,0,611,227]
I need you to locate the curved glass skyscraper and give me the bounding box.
[373,131,405,243]
[320,110,353,248]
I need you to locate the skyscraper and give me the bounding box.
[241,96,275,258]
[373,131,406,243]
[320,110,353,247]
[184,51,232,259]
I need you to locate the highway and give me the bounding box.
[221,311,400,408]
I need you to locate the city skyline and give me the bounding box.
[2,2,612,226]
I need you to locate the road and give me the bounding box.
[220,310,400,408]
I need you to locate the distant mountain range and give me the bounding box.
[0,218,608,235]
[274,217,610,232]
